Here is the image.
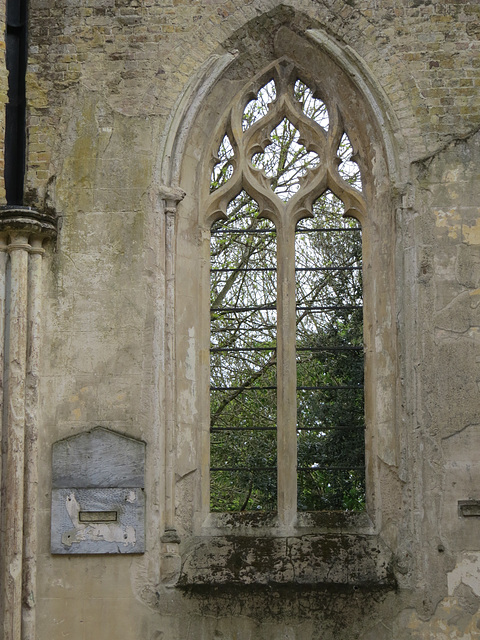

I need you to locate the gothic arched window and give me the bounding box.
[206,62,367,516]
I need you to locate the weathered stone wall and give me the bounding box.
[0,0,478,638]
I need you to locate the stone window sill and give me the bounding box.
[179,512,394,587]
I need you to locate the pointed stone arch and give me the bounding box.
[157,9,407,196]
[160,10,402,585]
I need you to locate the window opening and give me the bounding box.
[210,192,277,512]
[207,63,366,514]
[242,79,277,131]
[211,135,234,193]
[337,132,362,190]
[295,191,364,511]
[294,79,329,130]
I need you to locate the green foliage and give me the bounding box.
[210,193,278,511]
[295,194,364,510]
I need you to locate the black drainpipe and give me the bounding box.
[5,0,27,205]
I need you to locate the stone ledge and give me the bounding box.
[178,533,395,587]
[0,205,57,238]
[202,509,374,534]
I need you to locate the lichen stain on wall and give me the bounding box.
[397,597,480,640]
[434,207,461,240]
[55,96,100,215]
[463,218,480,245]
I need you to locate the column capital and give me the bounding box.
[0,206,57,240]
[7,232,31,253]
[158,185,186,213]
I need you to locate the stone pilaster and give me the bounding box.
[158,186,184,585]
[0,207,56,640]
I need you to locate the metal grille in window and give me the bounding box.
[210,193,277,512]
[295,192,364,511]
[207,62,366,513]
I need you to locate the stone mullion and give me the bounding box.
[276,219,297,525]
[164,202,178,540]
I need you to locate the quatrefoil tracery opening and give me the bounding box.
[251,118,321,202]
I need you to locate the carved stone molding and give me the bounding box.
[0,205,57,239]
[158,184,185,584]
[158,185,186,212]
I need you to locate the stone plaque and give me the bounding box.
[51,428,145,554]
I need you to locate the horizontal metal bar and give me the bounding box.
[211,346,276,352]
[211,228,276,235]
[297,385,363,390]
[296,345,362,352]
[295,266,361,272]
[296,425,364,431]
[297,384,363,391]
[212,304,361,313]
[212,305,276,313]
[211,425,364,432]
[211,266,361,273]
[296,305,362,311]
[211,466,363,472]
[211,427,277,432]
[211,467,277,472]
[211,385,362,391]
[211,386,277,391]
[212,326,277,334]
[212,267,276,273]
[295,227,361,232]
[210,345,361,353]
[211,227,361,234]
[297,466,365,472]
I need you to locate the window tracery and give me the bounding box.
[206,61,366,516]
